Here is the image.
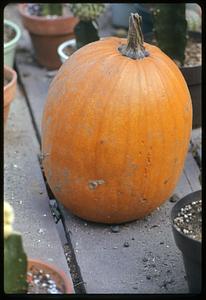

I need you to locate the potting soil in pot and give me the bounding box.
[63,45,76,57]
[27,267,64,294]
[4,77,10,87]
[173,199,202,242]
[4,24,16,44]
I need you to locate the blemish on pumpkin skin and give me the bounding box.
[174,158,178,164]
[88,179,105,190]
[53,185,61,192]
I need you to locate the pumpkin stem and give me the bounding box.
[118,13,149,60]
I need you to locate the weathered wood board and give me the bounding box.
[4,86,74,292]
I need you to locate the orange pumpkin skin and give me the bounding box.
[42,37,192,224]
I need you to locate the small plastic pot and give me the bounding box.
[171,190,202,293]
[180,31,201,129]
[4,19,21,68]
[57,38,76,64]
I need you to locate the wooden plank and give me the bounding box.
[15,51,55,138]
[183,152,201,191]
[190,128,202,166]
[4,85,74,292]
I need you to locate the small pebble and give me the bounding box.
[22,72,30,77]
[170,195,179,203]
[46,70,58,78]
[142,257,148,263]
[150,224,158,228]
[150,263,156,268]
[111,225,120,233]
[123,241,129,247]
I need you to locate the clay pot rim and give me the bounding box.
[4,65,17,94]
[18,3,76,23]
[28,258,73,294]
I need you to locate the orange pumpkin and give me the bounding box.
[42,14,192,224]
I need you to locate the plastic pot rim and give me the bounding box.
[57,38,76,62]
[4,19,21,50]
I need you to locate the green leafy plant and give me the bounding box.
[69,4,105,49]
[153,3,187,66]
[4,202,28,293]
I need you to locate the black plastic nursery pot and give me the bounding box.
[180,31,201,129]
[171,190,202,293]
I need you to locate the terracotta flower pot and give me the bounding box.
[27,259,73,294]
[4,65,17,125]
[18,4,78,70]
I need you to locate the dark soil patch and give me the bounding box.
[173,199,202,242]
[4,72,12,87]
[4,24,16,44]
[63,45,76,57]
[4,77,10,87]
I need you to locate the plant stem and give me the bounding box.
[118,13,149,60]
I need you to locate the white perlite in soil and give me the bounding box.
[27,268,64,294]
[173,199,202,242]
